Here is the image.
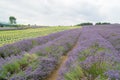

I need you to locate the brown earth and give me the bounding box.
[47,56,68,80]
[46,36,79,80]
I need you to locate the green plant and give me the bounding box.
[64,66,84,80]
[0,53,38,79]
[85,61,108,79]
[0,61,20,79]
[0,26,79,46]
[95,75,108,80]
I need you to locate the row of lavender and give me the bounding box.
[98,26,120,53]
[0,29,71,79]
[0,29,81,79]
[0,25,119,80]
[58,25,120,80]
[0,29,74,58]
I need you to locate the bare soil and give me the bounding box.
[46,37,79,80]
[47,56,68,80]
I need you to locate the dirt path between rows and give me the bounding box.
[47,44,78,80]
[47,55,68,80]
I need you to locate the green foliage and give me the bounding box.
[0,26,79,46]
[76,22,93,26]
[80,43,110,55]
[9,16,16,24]
[95,22,110,25]
[24,53,38,62]
[64,66,84,80]
[0,61,20,79]
[0,53,38,79]
[31,40,38,46]
[85,61,108,78]
[77,43,112,79]
[95,75,108,80]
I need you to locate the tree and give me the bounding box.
[9,16,16,24]
[95,22,102,25]
[76,22,93,26]
[95,22,110,25]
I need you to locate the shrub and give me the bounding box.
[76,22,93,26]
[64,65,84,80]
[95,22,110,25]
[0,53,38,79]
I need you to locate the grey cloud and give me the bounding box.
[0,0,120,25]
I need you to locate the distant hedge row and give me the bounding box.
[76,22,93,26]
[76,22,111,26]
[95,22,111,25]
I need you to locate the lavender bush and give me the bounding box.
[0,28,81,80]
[0,29,74,58]
[0,24,120,80]
[58,25,120,80]
[24,29,81,80]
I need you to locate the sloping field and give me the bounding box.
[0,26,79,46]
[0,24,120,80]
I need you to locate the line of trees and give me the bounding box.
[76,22,111,26]
[95,22,110,25]
[76,22,93,26]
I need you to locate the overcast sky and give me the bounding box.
[0,0,120,25]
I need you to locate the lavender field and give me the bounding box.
[0,24,120,80]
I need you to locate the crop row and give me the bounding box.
[58,25,120,80]
[0,25,119,80]
[0,26,78,46]
[0,28,81,80]
[0,28,80,58]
